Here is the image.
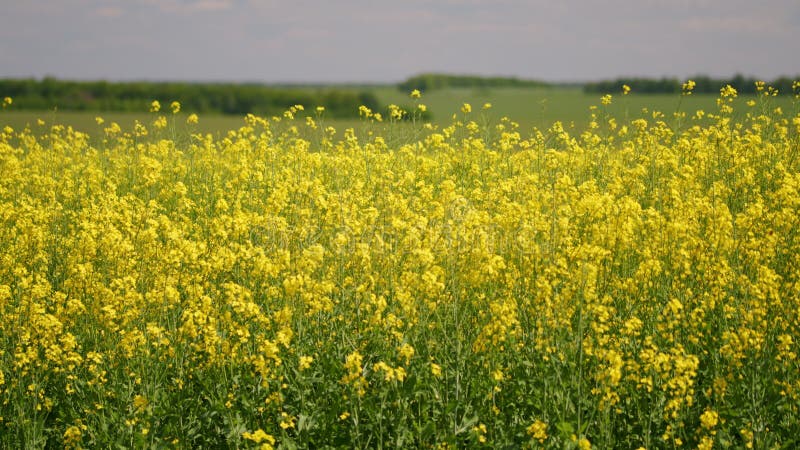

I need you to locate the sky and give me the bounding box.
[1,0,799,83]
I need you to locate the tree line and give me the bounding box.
[0,78,381,118]
[583,75,799,95]
[397,73,550,92]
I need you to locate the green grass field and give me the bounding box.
[376,86,799,129]
[2,87,797,135]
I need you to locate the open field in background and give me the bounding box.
[4,87,798,136]
[373,86,799,129]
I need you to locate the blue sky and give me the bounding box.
[2,0,798,83]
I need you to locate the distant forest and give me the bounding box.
[0,78,381,118]
[583,75,799,95]
[397,73,550,91]
[3,75,798,118]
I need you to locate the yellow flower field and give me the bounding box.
[1,84,800,448]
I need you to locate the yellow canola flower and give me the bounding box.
[720,84,738,98]
[242,429,275,446]
[430,362,442,377]
[491,369,504,382]
[104,121,121,135]
[697,436,714,450]
[388,104,404,120]
[170,101,181,114]
[373,361,407,382]
[279,412,296,429]
[150,100,161,112]
[153,115,167,129]
[299,355,313,371]
[397,343,415,364]
[63,425,82,448]
[700,409,719,430]
[571,435,592,450]
[472,423,487,443]
[526,420,548,443]
[410,89,422,99]
[134,120,148,136]
[682,79,696,95]
[133,395,148,413]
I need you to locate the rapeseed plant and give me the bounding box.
[1,83,799,447]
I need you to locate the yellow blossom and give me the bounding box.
[700,409,719,430]
[63,425,82,448]
[720,84,738,98]
[682,79,696,94]
[397,343,415,365]
[526,420,548,443]
[242,429,275,445]
[153,115,167,129]
[133,395,148,413]
[279,412,296,429]
[299,355,313,371]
